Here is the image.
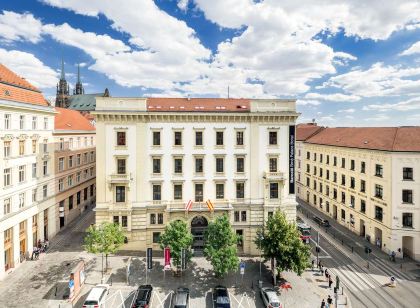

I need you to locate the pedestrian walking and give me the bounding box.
[317,260,320,269]
[328,276,333,288]
[325,268,328,279]
[321,298,326,308]
[327,295,333,305]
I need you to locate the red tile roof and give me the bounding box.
[305,127,420,152]
[54,107,95,131]
[146,97,250,112]
[296,123,325,141]
[0,64,49,106]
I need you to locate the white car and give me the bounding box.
[83,284,110,308]
[260,287,282,308]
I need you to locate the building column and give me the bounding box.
[38,210,45,242]
[12,224,20,267]
[0,230,5,278]
[27,217,33,253]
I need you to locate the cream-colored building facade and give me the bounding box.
[53,108,96,231]
[94,97,299,255]
[296,125,420,261]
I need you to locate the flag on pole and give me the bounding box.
[185,200,193,212]
[206,199,214,211]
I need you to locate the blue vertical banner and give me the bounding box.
[289,125,295,194]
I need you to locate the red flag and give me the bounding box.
[185,200,193,212]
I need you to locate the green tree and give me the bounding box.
[204,214,239,278]
[255,211,310,277]
[159,220,193,270]
[84,222,125,275]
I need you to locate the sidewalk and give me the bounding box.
[297,198,420,278]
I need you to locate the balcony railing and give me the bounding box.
[108,173,130,184]
[166,200,232,212]
[263,171,285,180]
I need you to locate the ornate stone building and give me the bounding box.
[93,97,299,255]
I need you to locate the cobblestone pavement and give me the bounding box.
[0,208,340,308]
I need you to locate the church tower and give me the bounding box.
[73,63,84,95]
[55,58,69,107]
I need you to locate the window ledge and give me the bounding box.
[402,179,414,181]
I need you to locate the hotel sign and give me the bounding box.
[289,125,295,194]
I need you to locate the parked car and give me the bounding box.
[313,216,330,227]
[82,284,109,308]
[172,287,189,308]
[260,287,282,308]
[212,285,231,308]
[133,285,153,308]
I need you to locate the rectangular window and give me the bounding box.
[326,185,329,196]
[68,156,73,168]
[43,185,47,198]
[3,198,11,215]
[195,183,203,202]
[350,177,355,189]
[307,152,310,159]
[350,160,355,171]
[77,137,81,148]
[333,156,337,166]
[32,116,37,130]
[18,165,25,183]
[375,206,383,221]
[333,188,337,200]
[236,157,245,173]
[32,189,37,202]
[234,211,240,222]
[270,183,279,199]
[402,213,413,228]
[84,187,88,200]
[153,131,160,146]
[313,166,317,176]
[341,209,346,220]
[69,195,73,210]
[76,172,81,183]
[43,117,48,130]
[236,131,244,146]
[174,158,183,173]
[122,216,128,228]
[216,157,224,173]
[117,159,126,174]
[306,164,310,173]
[69,138,73,149]
[320,154,323,163]
[269,158,277,172]
[403,167,413,180]
[269,131,277,145]
[19,115,25,129]
[326,155,330,164]
[4,141,10,157]
[350,195,355,208]
[77,154,81,165]
[361,180,366,193]
[195,131,203,146]
[158,213,163,224]
[32,140,37,154]
[153,184,161,200]
[59,157,64,171]
[216,183,224,199]
[195,158,203,173]
[360,200,366,213]
[306,177,310,186]
[341,192,346,204]
[153,158,161,174]
[152,232,160,243]
[326,170,330,180]
[32,163,37,179]
[43,161,48,176]
[216,131,224,146]
[375,184,383,199]
[19,140,25,156]
[4,114,11,129]
[58,178,64,191]
[341,158,345,168]
[236,182,245,199]
[90,184,94,196]
[150,213,156,224]
[43,139,48,153]
[333,172,337,183]
[174,184,183,200]
[320,168,323,178]
[174,131,182,146]
[313,153,317,161]
[59,138,64,150]
[375,164,383,177]
[19,193,25,208]
[117,132,126,146]
[113,216,119,224]
[116,186,126,202]
[241,211,247,222]
[402,190,413,203]
[83,152,88,163]
[68,175,73,187]
[341,174,346,186]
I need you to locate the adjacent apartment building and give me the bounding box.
[0,64,56,279]
[93,97,298,255]
[296,124,420,261]
[53,108,96,230]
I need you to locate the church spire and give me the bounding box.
[56,58,69,107]
[60,58,65,80]
[77,63,81,83]
[74,63,84,95]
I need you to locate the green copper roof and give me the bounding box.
[67,93,103,111]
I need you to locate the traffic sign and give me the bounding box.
[240,262,245,275]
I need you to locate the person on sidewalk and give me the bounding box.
[328,276,333,288]
[327,295,333,305]
[324,268,328,280]
[321,298,326,308]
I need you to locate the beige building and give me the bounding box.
[296,124,420,261]
[53,108,96,231]
[93,97,299,255]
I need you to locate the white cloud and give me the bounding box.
[0,48,58,88]
[344,115,354,119]
[364,114,390,121]
[177,0,189,11]
[400,41,420,56]
[0,10,43,43]
[305,92,361,102]
[363,97,420,111]
[296,99,321,106]
[338,108,355,113]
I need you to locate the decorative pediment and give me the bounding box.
[1,134,14,141]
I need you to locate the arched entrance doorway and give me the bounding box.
[191,216,208,251]
[402,236,414,259]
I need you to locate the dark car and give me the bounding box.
[133,285,153,308]
[173,287,189,308]
[313,216,330,227]
[213,285,231,308]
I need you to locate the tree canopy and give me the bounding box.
[159,220,193,268]
[255,211,310,276]
[204,214,239,277]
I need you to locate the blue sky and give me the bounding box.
[1,0,420,126]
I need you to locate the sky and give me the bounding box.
[1,0,420,126]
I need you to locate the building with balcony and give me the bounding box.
[0,64,57,279]
[93,97,298,255]
[53,108,96,230]
[296,124,420,261]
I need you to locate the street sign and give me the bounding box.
[240,262,245,275]
[147,248,153,270]
[181,248,187,270]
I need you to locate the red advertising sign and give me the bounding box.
[164,247,171,268]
